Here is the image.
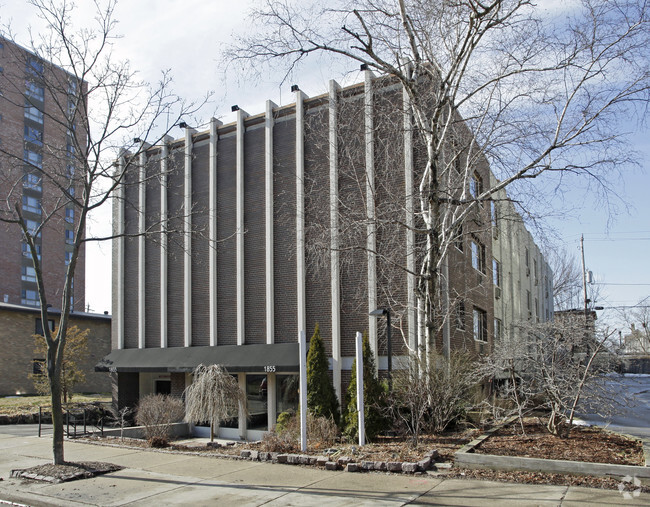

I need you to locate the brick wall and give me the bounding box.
[0,306,111,396]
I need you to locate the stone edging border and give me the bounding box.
[234,448,440,474]
[455,419,650,480]
[77,438,441,474]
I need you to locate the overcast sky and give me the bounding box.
[2,0,648,330]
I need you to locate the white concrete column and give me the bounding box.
[265,101,277,345]
[267,372,276,430]
[115,156,125,350]
[329,80,342,404]
[236,109,249,346]
[184,127,196,348]
[364,70,378,360]
[209,118,221,347]
[299,330,307,451]
[138,148,147,349]
[356,331,365,446]
[403,87,417,352]
[237,372,246,439]
[160,136,172,348]
[295,89,307,336]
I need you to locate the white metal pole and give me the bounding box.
[299,330,308,451]
[356,331,365,446]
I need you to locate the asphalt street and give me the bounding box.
[577,374,650,439]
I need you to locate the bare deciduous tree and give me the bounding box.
[229,0,650,356]
[621,301,650,355]
[0,0,203,464]
[184,364,248,442]
[484,316,623,437]
[387,349,481,446]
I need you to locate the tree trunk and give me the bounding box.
[48,343,65,464]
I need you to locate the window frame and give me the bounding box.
[473,307,488,343]
[471,238,486,274]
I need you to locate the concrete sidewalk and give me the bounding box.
[0,433,647,506]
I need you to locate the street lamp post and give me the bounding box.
[370,308,391,389]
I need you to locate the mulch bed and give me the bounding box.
[446,467,650,493]
[473,420,646,466]
[11,461,123,483]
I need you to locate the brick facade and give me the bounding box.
[0,303,110,396]
[109,75,551,436]
[0,36,86,311]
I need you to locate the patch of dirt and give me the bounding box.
[474,420,645,466]
[12,461,123,483]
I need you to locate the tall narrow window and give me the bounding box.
[65,207,74,223]
[492,259,501,287]
[470,171,482,198]
[473,307,487,343]
[471,238,486,273]
[455,300,466,330]
[494,318,502,342]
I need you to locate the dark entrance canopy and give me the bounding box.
[96,343,300,373]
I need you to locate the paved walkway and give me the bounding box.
[0,433,647,506]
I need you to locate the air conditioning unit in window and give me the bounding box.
[494,287,501,299]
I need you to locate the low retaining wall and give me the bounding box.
[98,422,190,439]
[455,423,650,480]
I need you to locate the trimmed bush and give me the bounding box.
[307,323,340,424]
[343,331,387,440]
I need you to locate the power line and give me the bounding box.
[593,282,650,286]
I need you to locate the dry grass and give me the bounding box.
[0,393,111,417]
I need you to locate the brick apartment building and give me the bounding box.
[98,73,552,440]
[0,35,85,310]
[0,302,111,396]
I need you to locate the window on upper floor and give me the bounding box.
[454,224,463,252]
[22,242,41,260]
[534,259,538,285]
[471,238,486,274]
[26,59,43,77]
[65,251,73,265]
[21,265,37,283]
[22,195,41,215]
[24,103,44,124]
[473,307,488,343]
[455,300,466,330]
[23,173,42,192]
[65,229,74,245]
[65,207,74,223]
[21,289,40,306]
[470,171,482,199]
[25,81,44,101]
[494,318,502,342]
[24,149,42,169]
[492,258,501,287]
[490,200,498,230]
[24,125,43,146]
[24,218,41,238]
